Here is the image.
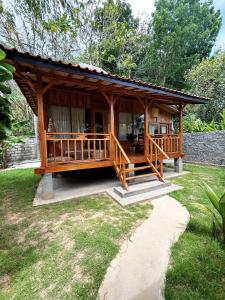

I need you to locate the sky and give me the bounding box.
[127,0,225,51]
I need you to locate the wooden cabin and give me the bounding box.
[1,45,209,191]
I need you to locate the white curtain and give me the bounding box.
[119,112,132,140]
[48,105,71,134]
[71,108,85,132]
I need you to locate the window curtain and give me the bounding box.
[71,107,85,132]
[119,112,132,140]
[48,105,71,137]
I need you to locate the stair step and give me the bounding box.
[126,173,157,181]
[114,179,171,198]
[108,183,183,206]
[125,165,151,173]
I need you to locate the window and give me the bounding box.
[149,123,159,135]
[160,124,168,134]
[119,112,132,140]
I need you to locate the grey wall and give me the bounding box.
[183,131,225,166]
[6,137,39,165]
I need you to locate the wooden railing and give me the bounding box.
[146,134,170,181]
[111,133,131,190]
[46,132,110,166]
[149,134,180,155]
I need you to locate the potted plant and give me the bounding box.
[126,133,137,154]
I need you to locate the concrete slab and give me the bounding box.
[98,195,190,300]
[33,168,188,206]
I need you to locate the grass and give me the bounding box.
[0,168,152,299]
[165,164,225,300]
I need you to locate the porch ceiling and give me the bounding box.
[1,44,210,115]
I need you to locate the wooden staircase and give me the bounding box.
[111,133,169,190]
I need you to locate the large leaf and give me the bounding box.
[0,65,13,81]
[219,191,225,218]
[0,62,16,74]
[201,181,221,215]
[0,83,11,94]
[0,49,6,61]
[188,202,222,229]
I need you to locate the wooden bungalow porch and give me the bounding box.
[1,45,209,191]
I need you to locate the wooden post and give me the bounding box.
[37,77,47,168]
[101,92,117,160]
[178,103,183,154]
[144,104,149,157]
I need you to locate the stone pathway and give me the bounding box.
[98,195,189,300]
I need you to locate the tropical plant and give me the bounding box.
[183,114,219,133]
[220,109,225,130]
[0,48,15,140]
[189,182,225,242]
[0,120,26,168]
[126,133,137,147]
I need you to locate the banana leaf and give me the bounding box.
[0,49,6,61]
[0,65,13,81]
[0,62,16,74]
[0,83,11,94]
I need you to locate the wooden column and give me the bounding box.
[138,98,153,157]
[37,77,47,168]
[101,92,117,159]
[144,104,150,157]
[178,103,183,154]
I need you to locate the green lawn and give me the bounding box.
[165,164,225,300]
[0,169,151,299]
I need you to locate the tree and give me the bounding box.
[137,0,222,88]
[0,0,80,60]
[86,0,146,77]
[185,50,225,123]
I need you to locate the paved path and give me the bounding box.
[98,195,189,300]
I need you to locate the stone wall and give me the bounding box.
[6,137,39,165]
[183,131,225,166]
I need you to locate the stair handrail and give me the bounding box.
[147,134,170,160]
[111,133,131,164]
[110,133,130,190]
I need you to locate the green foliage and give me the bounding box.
[220,109,225,130]
[183,114,219,133]
[0,49,15,141]
[137,0,222,88]
[186,51,225,122]
[188,181,225,242]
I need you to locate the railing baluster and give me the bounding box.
[67,140,70,160]
[81,140,84,160]
[60,140,63,161]
[88,140,90,160]
[104,139,107,159]
[74,140,76,161]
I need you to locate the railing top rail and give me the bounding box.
[151,134,179,137]
[111,133,131,164]
[148,134,170,159]
[46,132,109,136]
[47,137,110,141]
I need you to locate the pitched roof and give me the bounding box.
[0,44,210,114]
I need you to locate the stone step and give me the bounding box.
[107,183,183,206]
[114,180,171,198]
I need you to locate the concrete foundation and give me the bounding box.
[174,157,183,173]
[39,173,54,200]
[127,163,135,182]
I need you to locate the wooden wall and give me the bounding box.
[44,87,173,133]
